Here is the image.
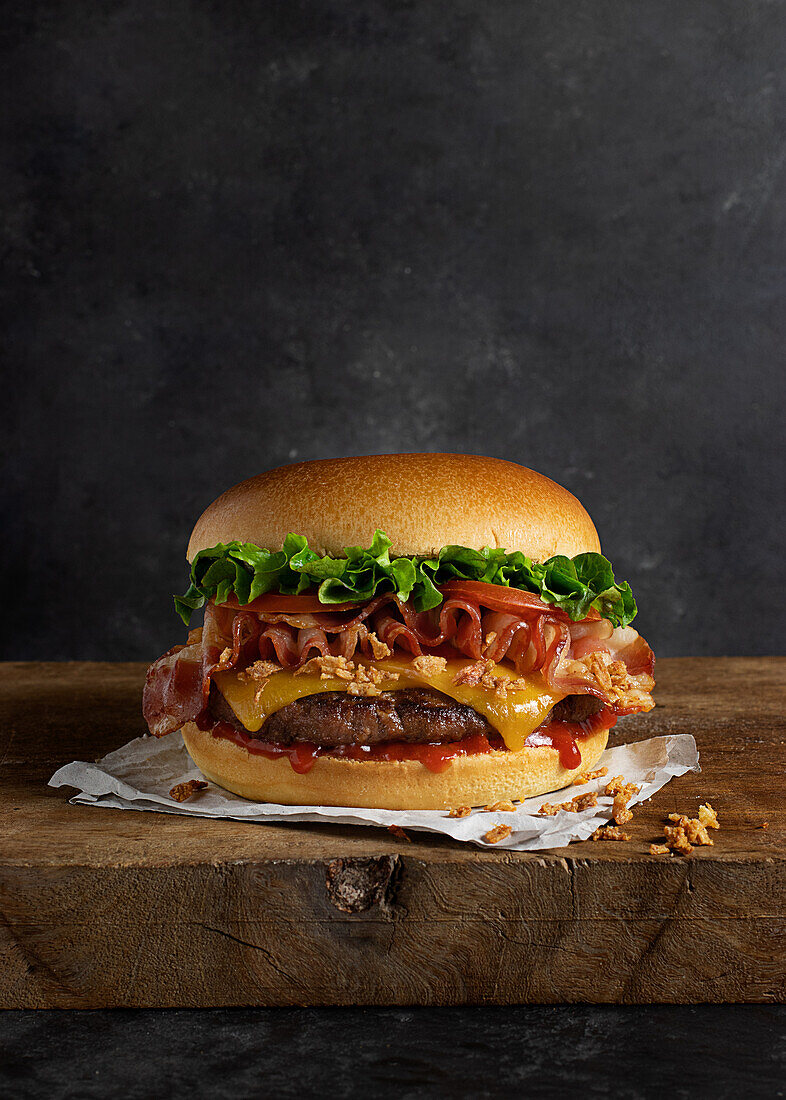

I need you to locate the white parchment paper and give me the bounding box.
[49,732,699,851]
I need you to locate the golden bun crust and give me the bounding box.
[181,722,608,810]
[187,453,600,562]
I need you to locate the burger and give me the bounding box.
[143,454,655,809]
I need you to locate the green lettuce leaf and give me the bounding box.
[174,530,638,628]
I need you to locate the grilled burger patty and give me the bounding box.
[209,685,603,748]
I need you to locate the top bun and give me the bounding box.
[187,453,600,562]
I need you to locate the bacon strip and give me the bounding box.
[142,585,655,737]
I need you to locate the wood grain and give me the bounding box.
[0,658,783,1006]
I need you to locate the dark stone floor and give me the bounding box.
[1,1005,784,1099]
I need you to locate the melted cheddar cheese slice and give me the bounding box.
[212,658,564,752]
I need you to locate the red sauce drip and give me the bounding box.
[205,706,616,775]
[207,721,503,774]
[326,731,503,773]
[209,721,321,773]
[525,707,618,769]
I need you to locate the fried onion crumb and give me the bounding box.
[483,824,513,844]
[663,824,694,855]
[169,780,208,802]
[447,806,472,818]
[578,649,655,713]
[599,778,640,825]
[573,766,608,785]
[592,826,631,841]
[412,655,448,677]
[366,631,392,659]
[453,659,532,697]
[296,654,399,696]
[537,793,598,816]
[238,660,282,683]
[653,803,721,856]
[698,803,720,830]
[297,654,354,679]
[482,800,516,813]
[668,814,714,846]
[570,793,599,812]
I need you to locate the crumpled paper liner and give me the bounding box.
[49,731,699,851]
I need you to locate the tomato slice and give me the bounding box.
[438,578,599,620]
[216,578,599,620]
[218,591,362,614]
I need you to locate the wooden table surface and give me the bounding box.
[1,658,783,1007]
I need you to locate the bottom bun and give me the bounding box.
[181,723,609,810]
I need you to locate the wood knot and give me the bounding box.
[325,856,399,913]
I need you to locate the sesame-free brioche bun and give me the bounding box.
[187,453,600,562]
[181,721,609,810]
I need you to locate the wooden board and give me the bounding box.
[0,658,783,1007]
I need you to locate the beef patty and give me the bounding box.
[209,684,604,748]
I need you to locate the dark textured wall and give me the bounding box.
[3,1,785,661]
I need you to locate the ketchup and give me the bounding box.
[525,707,618,768]
[326,731,503,773]
[205,706,617,774]
[207,721,502,774]
[209,721,321,773]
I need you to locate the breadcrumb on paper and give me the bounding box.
[447,806,472,819]
[483,824,513,844]
[612,788,640,825]
[169,780,208,802]
[571,793,599,812]
[482,800,516,813]
[573,766,608,786]
[537,793,598,816]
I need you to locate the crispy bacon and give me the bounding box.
[142,583,655,737]
[142,601,233,737]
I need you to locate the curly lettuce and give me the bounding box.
[174,530,637,629]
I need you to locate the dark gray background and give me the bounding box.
[3,0,785,661]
